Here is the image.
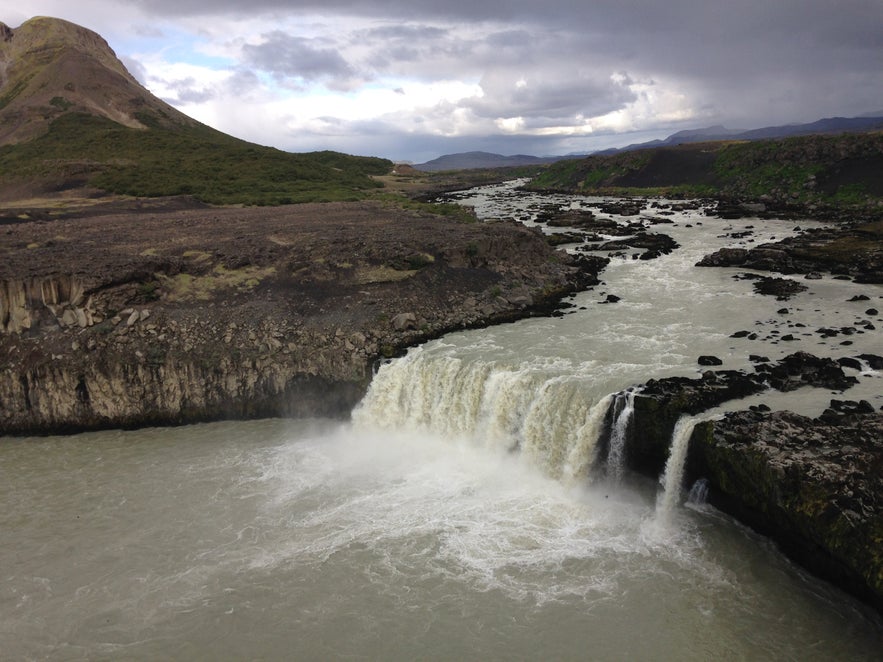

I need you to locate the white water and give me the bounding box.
[2,181,882,659]
[606,388,639,484]
[655,414,721,528]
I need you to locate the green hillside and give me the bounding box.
[529,133,883,210]
[0,110,392,205]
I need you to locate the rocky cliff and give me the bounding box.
[0,200,602,436]
[610,354,883,613]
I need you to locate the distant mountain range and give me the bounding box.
[413,115,883,171]
[412,151,564,172]
[599,115,883,154]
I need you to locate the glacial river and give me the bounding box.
[2,182,882,659]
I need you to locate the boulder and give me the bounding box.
[752,276,808,300]
[391,312,417,331]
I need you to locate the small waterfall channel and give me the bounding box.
[654,414,722,526]
[604,387,640,485]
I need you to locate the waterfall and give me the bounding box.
[352,347,613,481]
[605,388,638,485]
[687,478,709,506]
[561,392,614,485]
[655,415,720,526]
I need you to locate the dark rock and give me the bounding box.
[730,330,751,338]
[687,409,883,613]
[698,355,723,366]
[752,276,808,300]
[849,294,871,301]
[837,357,864,371]
[696,247,748,267]
[602,294,621,304]
[627,369,766,474]
[867,308,879,316]
[858,353,883,370]
[753,351,858,392]
[818,398,875,423]
[697,225,883,282]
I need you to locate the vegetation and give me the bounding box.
[158,264,277,301]
[0,111,392,205]
[528,132,883,210]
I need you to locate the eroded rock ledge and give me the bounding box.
[612,351,883,613]
[0,201,604,436]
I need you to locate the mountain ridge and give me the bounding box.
[413,115,883,171]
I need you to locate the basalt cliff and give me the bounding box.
[0,201,602,436]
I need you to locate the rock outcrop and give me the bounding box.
[612,352,882,612]
[687,407,883,612]
[0,201,603,436]
[697,221,883,283]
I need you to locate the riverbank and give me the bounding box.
[0,199,603,436]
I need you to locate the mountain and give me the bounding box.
[415,116,883,172]
[0,16,195,145]
[0,17,391,205]
[600,116,883,154]
[413,151,568,171]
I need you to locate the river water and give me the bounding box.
[2,182,882,659]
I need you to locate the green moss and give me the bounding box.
[0,77,31,110]
[49,96,73,111]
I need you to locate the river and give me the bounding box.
[2,181,882,659]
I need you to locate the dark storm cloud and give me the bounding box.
[467,70,636,121]
[113,0,883,158]
[363,25,449,41]
[241,31,355,82]
[158,76,216,104]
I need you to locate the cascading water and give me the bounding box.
[654,414,722,527]
[4,181,883,659]
[687,478,710,506]
[352,348,615,482]
[605,388,639,485]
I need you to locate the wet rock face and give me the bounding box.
[624,351,857,475]
[618,350,879,612]
[626,369,766,474]
[687,408,883,613]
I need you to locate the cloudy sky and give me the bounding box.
[4,1,882,162]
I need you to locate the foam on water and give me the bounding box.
[250,422,711,605]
